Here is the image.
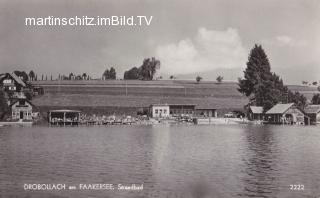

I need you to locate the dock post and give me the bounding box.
[63,112,66,126]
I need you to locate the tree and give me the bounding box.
[289,91,307,109]
[103,67,116,80]
[69,73,74,80]
[312,81,318,86]
[0,90,8,120]
[216,75,223,83]
[312,94,320,104]
[238,44,276,110]
[124,67,140,80]
[29,70,35,81]
[139,57,160,80]
[25,91,33,100]
[170,75,175,80]
[109,67,116,79]
[238,44,307,111]
[82,73,87,80]
[124,57,160,80]
[302,81,308,85]
[14,71,29,82]
[196,76,202,83]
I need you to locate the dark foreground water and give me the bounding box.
[0,125,320,198]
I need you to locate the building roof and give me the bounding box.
[10,72,26,87]
[10,98,34,107]
[168,104,197,106]
[266,103,295,114]
[249,106,263,114]
[49,110,81,113]
[0,73,26,87]
[150,104,170,107]
[304,105,320,114]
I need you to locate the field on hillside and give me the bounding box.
[31,80,319,114]
[32,80,244,98]
[287,85,320,100]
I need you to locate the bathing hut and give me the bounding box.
[48,109,81,126]
[304,105,320,124]
[265,103,309,125]
[248,106,264,120]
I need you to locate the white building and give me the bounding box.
[149,104,170,118]
[10,99,33,121]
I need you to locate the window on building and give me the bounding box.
[19,100,26,105]
[3,79,12,84]
[155,109,158,114]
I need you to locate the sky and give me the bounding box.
[0,0,319,84]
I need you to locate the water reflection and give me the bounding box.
[1,125,320,198]
[239,126,280,197]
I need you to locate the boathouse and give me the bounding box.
[48,110,81,125]
[304,105,320,124]
[10,98,34,121]
[265,103,308,125]
[248,106,264,120]
[149,104,170,118]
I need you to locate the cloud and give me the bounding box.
[155,27,247,75]
[262,35,307,47]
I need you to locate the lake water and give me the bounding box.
[0,125,320,198]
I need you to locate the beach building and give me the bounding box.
[304,105,320,124]
[48,110,81,125]
[169,104,196,117]
[265,103,309,125]
[149,104,197,118]
[195,106,218,117]
[248,106,264,120]
[10,98,33,121]
[149,104,170,118]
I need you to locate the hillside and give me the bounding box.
[31,80,248,115]
[31,80,319,115]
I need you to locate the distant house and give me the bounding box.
[149,104,170,118]
[0,73,27,99]
[304,105,320,124]
[10,98,33,121]
[0,72,26,92]
[265,103,309,125]
[248,106,264,120]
